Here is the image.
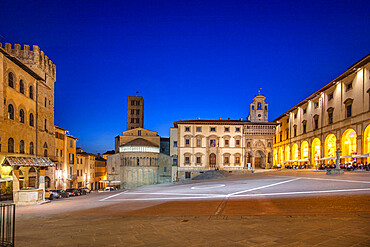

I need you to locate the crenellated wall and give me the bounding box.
[0,43,56,81]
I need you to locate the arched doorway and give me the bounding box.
[254,150,266,169]
[342,129,357,161]
[209,153,216,168]
[312,138,321,167]
[364,125,370,162]
[301,141,309,164]
[28,167,36,187]
[325,134,337,163]
[285,146,290,162]
[45,176,51,189]
[279,147,284,164]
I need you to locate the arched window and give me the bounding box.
[20,140,25,154]
[20,109,25,123]
[8,138,14,153]
[29,113,34,126]
[44,97,47,107]
[44,149,48,157]
[20,80,25,94]
[44,119,47,130]
[43,142,48,148]
[30,142,34,155]
[29,86,34,99]
[8,72,14,88]
[257,103,262,110]
[8,104,14,120]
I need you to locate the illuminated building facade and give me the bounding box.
[273,54,370,167]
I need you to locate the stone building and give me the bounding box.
[76,148,96,190]
[273,54,370,167]
[0,43,57,201]
[94,155,107,190]
[108,128,173,188]
[127,96,144,130]
[171,92,276,180]
[54,126,78,189]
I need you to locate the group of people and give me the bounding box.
[317,161,370,170]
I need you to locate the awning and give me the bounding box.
[1,157,55,167]
[282,160,291,164]
[99,180,121,184]
[340,155,354,159]
[0,177,13,182]
[297,159,309,162]
[319,156,336,161]
[353,153,370,158]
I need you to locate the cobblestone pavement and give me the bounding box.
[15,170,370,246]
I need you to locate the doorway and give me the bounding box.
[209,153,216,168]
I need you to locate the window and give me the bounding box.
[29,113,34,126]
[29,86,34,99]
[236,127,240,132]
[224,156,229,164]
[185,157,190,164]
[196,157,201,164]
[69,153,74,164]
[20,140,25,154]
[210,127,216,132]
[8,138,14,153]
[293,125,297,137]
[257,103,262,110]
[210,139,216,147]
[328,112,333,124]
[136,100,140,106]
[44,119,47,130]
[185,127,190,132]
[346,82,352,91]
[344,98,353,118]
[185,172,191,179]
[286,119,289,123]
[196,139,201,147]
[44,149,48,157]
[138,130,141,136]
[136,110,140,115]
[60,150,63,157]
[294,113,297,119]
[224,140,229,146]
[252,106,254,110]
[8,104,14,120]
[136,118,139,123]
[173,141,177,147]
[286,129,289,139]
[56,149,59,157]
[196,127,202,132]
[29,142,34,155]
[44,97,47,107]
[70,140,73,147]
[43,142,48,148]
[224,127,229,132]
[131,118,134,123]
[302,121,307,134]
[279,132,282,142]
[164,167,167,172]
[328,93,333,101]
[137,158,140,166]
[8,72,14,88]
[235,156,240,164]
[131,100,135,105]
[77,170,79,176]
[236,140,240,146]
[314,102,319,109]
[173,159,177,166]
[265,106,268,110]
[314,118,319,129]
[185,139,190,146]
[20,80,25,94]
[19,109,25,123]
[303,108,307,114]
[258,114,261,117]
[131,109,134,114]
[346,104,352,118]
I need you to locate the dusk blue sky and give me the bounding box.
[1,0,369,154]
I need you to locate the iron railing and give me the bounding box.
[0,204,15,247]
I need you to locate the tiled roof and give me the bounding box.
[121,138,159,148]
[173,119,277,127]
[2,157,55,167]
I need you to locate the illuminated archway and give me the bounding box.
[341,129,357,158]
[325,134,336,158]
[292,143,299,160]
[279,147,284,164]
[273,149,277,166]
[301,141,309,160]
[363,125,370,162]
[312,138,321,166]
[285,146,290,161]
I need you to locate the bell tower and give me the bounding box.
[248,88,268,122]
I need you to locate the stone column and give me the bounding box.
[12,169,20,204]
[356,135,362,155]
[39,168,46,200]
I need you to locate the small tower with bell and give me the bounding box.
[248,88,269,122]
